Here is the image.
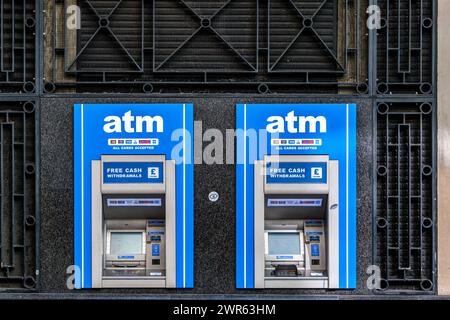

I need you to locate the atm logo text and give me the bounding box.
[103,110,164,133]
[266,111,327,134]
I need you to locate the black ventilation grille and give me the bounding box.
[75,0,148,76]
[376,0,434,95]
[0,101,37,290]
[45,0,368,93]
[0,0,37,93]
[269,0,339,73]
[374,101,435,293]
[154,0,258,73]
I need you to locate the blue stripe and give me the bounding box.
[74,104,82,288]
[338,105,347,288]
[245,158,255,288]
[83,105,92,288]
[184,104,194,288]
[236,105,245,288]
[348,104,357,288]
[175,126,184,287]
[235,104,255,288]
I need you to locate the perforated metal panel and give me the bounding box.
[0,100,38,290]
[44,0,368,93]
[374,101,435,293]
[0,0,37,93]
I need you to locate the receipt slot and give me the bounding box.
[254,155,339,288]
[90,155,176,288]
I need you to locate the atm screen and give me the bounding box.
[110,232,143,255]
[268,232,301,255]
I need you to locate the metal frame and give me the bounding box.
[373,98,437,293]
[0,0,435,96]
[0,98,39,291]
[371,0,437,294]
[374,0,435,95]
[0,0,38,93]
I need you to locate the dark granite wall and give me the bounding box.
[39,96,373,297]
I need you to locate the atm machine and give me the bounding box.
[90,155,176,288]
[254,155,339,288]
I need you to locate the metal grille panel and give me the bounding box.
[268,0,339,73]
[0,0,37,93]
[376,0,434,95]
[0,101,37,290]
[154,0,258,72]
[44,0,368,93]
[374,101,435,292]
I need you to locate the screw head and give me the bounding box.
[208,191,219,202]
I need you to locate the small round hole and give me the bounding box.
[422,18,433,29]
[99,17,109,28]
[258,83,269,94]
[23,82,35,93]
[25,215,36,227]
[377,218,388,229]
[422,218,433,229]
[143,83,154,93]
[23,101,36,114]
[44,82,56,93]
[303,17,313,28]
[420,83,432,94]
[25,163,35,175]
[422,165,432,176]
[377,165,387,176]
[23,276,36,289]
[25,16,36,28]
[420,102,432,115]
[201,18,211,28]
[377,82,389,94]
[377,103,389,115]
[420,279,433,291]
[379,279,389,291]
[356,82,368,94]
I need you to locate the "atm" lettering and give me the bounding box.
[103,110,164,133]
[266,111,327,134]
